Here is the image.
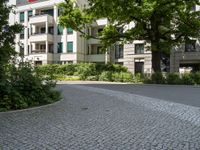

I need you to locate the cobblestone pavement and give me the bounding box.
[0,82,200,150]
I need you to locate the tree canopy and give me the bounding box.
[59,0,200,72]
[0,1,22,78]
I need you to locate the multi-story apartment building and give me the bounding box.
[170,5,200,73]
[7,0,153,74]
[7,0,200,74]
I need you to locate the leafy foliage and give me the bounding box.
[59,0,200,72]
[0,64,61,111]
[0,2,61,111]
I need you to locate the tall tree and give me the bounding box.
[0,0,22,79]
[59,0,200,72]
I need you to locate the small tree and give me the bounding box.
[0,1,22,79]
[59,0,200,72]
[0,1,61,111]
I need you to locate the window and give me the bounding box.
[40,27,45,34]
[98,28,103,34]
[49,44,54,53]
[19,45,24,56]
[135,44,144,54]
[40,44,46,50]
[57,25,63,35]
[67,42,73,53]
[115,45,124,59]
[20,12,24,23]
[135,62,144,74]
[48,27,54,34]
[20,29,24,39]
[185,40,196,52]
[97,46,104,54]
[68,61,73,64]
[28,10,32,20]
[58,8,63,17]
[57,42,63,53]
[67,28,73,34]
[41,9,54,16]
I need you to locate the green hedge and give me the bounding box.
[0,64,61,111]
[36,63,200,85]
[36,63,130,81]
[144,72,200,85]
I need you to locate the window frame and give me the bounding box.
[135,43,145,54]
[67,41,73,53]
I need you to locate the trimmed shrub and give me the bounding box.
[99,71,113,81]
[112,72,133,82]
[74,63,97,80]
[95,63,128,73]
[181,73,195,85]
[151,72,165,84]
[193,72,200,85]
[166,73,182,85]
[0,64,61,111]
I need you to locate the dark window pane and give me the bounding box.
[57,42,63,53]
[20,12,24,23]
[67,28,73,34]
[67,42,73,53]
[135,44,144,54]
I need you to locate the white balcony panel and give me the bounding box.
[91,18,108,26]
[87,39,100,45]
[29,34,53,42]
[60,53,77,61]
[29,15,54,25]
[86,54,105,62]
[96,18,108,26]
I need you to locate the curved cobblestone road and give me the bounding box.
[0,81,200,150]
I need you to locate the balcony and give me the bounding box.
[87,39,100,45]
[91,18,108,26]
[29,14,54,25]
[31,49,46,54]
[29,33,53,43]
[86,54,106,62]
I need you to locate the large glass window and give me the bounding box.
[20,12,24,23]
[135,44,144,54]
[57,25,63,35]
[67,42,73,53]
[67,28,73,34]
[41,9,54,16]
[57,42,63,53]
[20,29,24,39]
[28,10,32,20]
[19,44,24,56]
[115,45,124,59]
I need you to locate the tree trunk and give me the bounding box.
[151,42,161,73]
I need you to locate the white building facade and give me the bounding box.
[8,0,153,74]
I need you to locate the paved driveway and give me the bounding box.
[0,81,200,150]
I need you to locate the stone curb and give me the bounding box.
[0,98,64,114]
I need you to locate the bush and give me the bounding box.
[99,71,113,81]
[74,63,97,80]
[181,73,195,85]
[151,72,165,84]
[0,64,61,111]
[96,63,128,73]
[193,72,200,85]
[166,73,181,85]
[112,72,133,82]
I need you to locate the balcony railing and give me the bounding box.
[29,14,54,24]
[29,33,53,42]
[31,49,46,54]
